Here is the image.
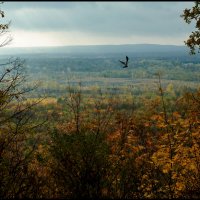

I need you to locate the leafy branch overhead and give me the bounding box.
[0,2,12,47]
[181,1,200,54]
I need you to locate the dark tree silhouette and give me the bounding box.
[0,3,46,198]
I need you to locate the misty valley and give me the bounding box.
[1,45,199,99]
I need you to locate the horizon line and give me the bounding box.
[3,43,186,49]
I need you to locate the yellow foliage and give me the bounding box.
[162,162,171,173]
[175,182,185,191]
[172,111,181,118]
[150,114,163,121]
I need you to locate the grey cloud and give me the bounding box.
[3,2,85,10]
[2,1,195,37]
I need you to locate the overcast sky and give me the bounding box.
[0,1,195,47]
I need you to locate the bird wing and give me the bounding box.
[119,60,126,65]
[126,56,129,62]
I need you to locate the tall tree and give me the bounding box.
[0,3,45,198]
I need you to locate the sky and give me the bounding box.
[0,1,196,47]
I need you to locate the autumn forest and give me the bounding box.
[0,2,200,199]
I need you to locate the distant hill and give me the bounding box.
[0,44,189,56]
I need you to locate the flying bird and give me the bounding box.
[119,56,129,68]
